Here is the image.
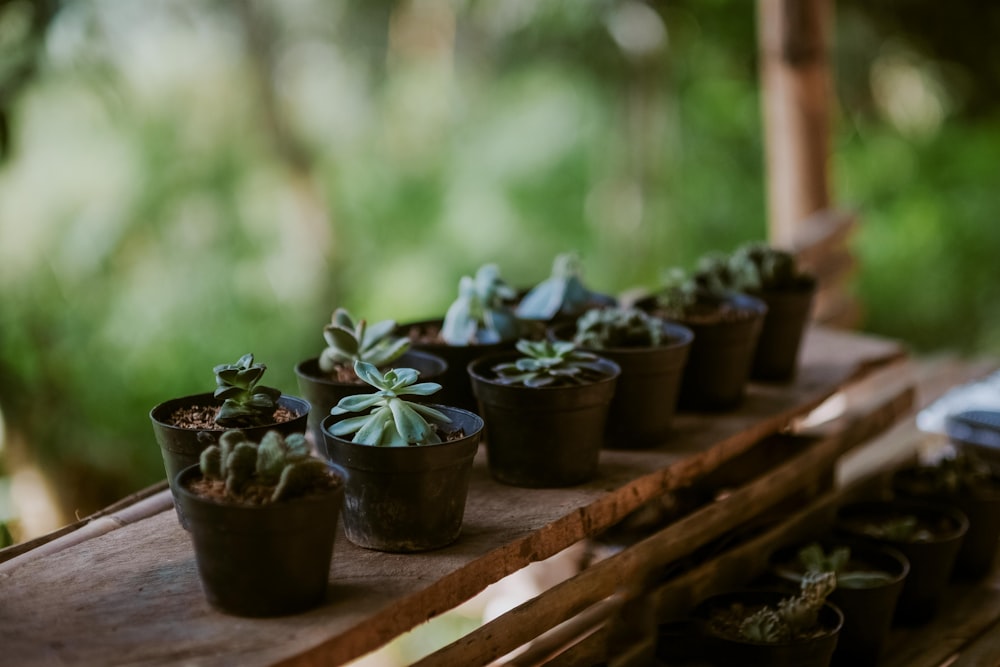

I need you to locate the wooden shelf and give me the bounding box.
[0,326,909,667]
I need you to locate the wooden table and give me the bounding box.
[0,326,920,666]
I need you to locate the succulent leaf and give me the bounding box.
[212,354,281,427]
[329,360,447,446]
[319,308,409,373]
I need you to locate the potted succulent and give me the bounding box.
[770,541,909,666]
[550,306,693,448]
[150,353,310,499]
[834,499,968,625]
[718,242,817,381]
[692,572,843,667]
[399,264,521,413]
[174,429,345,617]
[638,267,767,410]
[892,450,1000,579]
[515,251,617,326]
[295,308,446,444]
[320,361,484,552]
[467,339,620,487]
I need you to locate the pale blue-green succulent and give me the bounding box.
[516,252,614,321]
[319,307,410,374]
[441,263,519,345]
[199,430,330,503]
[329,361,450,446]
[213,353,282,427]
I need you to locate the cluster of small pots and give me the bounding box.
[655,450,1000,667]
[147,264,816,618]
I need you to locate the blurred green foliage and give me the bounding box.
[0,0,998,525]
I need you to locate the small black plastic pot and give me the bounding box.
[549,321,694,449]
[320,406,483,552]
[834,499,968,625]
[397,319,516,414]
[638,291,767,411]
[892,464,1000,579]
[295,350,446,445]
[749,282,816,382]
[692,589,843,667]
[769,541,909,666]
[150,393,310,498]
[174,463,344,617]
[468,353,620,487]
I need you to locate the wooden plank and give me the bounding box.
[947,616,1000,667]
[0,327,905,667]
[0,480,171,565]
[418,384,913,666]
[879,577,1000,667]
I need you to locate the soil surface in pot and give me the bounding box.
[165,404,301,431]
[187,473,342,506]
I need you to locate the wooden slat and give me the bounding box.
[0,327,906,667]
[419,383,913,666]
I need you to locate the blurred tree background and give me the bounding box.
[1,0,998,542]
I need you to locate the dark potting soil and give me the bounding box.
[187,472,341,506]
[405,322,446,345]
[167,405,301,430]
[707,602,828,643]
[678,301,759,326]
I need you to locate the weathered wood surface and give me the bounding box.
[0,326,905,667]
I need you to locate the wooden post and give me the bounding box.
[757,0,833,248]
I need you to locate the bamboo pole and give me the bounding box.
[757,0,833,247]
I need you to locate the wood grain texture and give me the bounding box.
[0,327,905,667]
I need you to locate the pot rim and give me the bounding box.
[320,404,484,451]
[149,392,310,431]
[466,351,621,390]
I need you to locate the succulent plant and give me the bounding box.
[693,252,744,295]
[213,353,282,427]
[516,252,615,321]
[795,542,896,589]
[319,307,410,374]
[858,514,929,542]
[198,430,331,503]
[901,451,996,496]
[737,571,836,644]
[653,268,699,319]
[797,542,850,574]
[491,339,609,388]
[441,264,520,345]
[729,241,812,292]
[329,361,450,446]
[573,306,665,350]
